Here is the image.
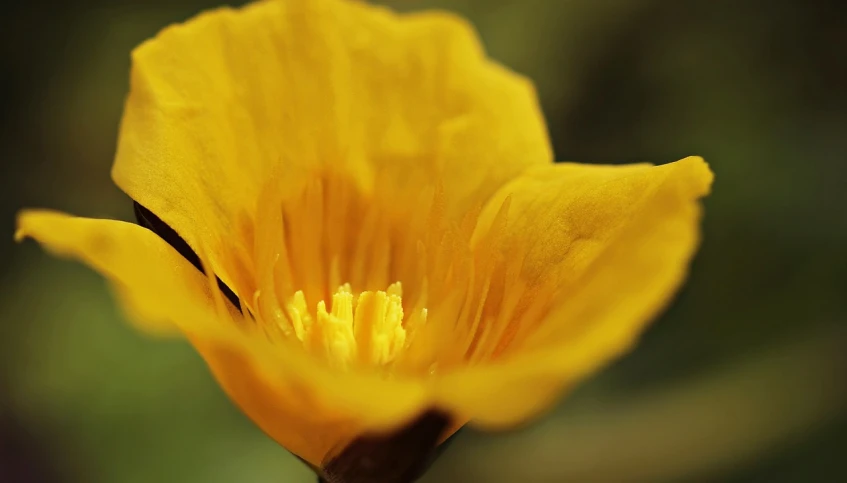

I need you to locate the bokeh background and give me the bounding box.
[2,0,845,481]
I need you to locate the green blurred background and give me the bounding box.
[2,0,845,481]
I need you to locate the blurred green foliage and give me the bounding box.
[1,0,845,482]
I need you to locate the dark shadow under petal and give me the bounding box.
[319,410,453,483]
[132,201,241,310]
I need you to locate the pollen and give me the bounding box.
[285,282,424,369]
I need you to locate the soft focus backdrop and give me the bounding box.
[2,0,845,482]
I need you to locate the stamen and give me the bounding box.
[286,282,425,369]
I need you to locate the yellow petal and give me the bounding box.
[15,210,429,465]
[357,9,553,214]
[193,340,360,466]
[15,210,216,334]
[442,156,713,426]
[113,0,551,297]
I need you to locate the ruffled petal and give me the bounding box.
[440,157,713,426]
[113,0,551,298]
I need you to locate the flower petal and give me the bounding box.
[113,0,551,295]
[355,9,553,214]
[442,156,713,426]
[15,210,216,334]
[14,210,430,465]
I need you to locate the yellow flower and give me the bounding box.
[16,0,712,480]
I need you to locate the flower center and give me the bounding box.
[285,282,427,369]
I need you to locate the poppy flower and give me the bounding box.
[16,0,712,481]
